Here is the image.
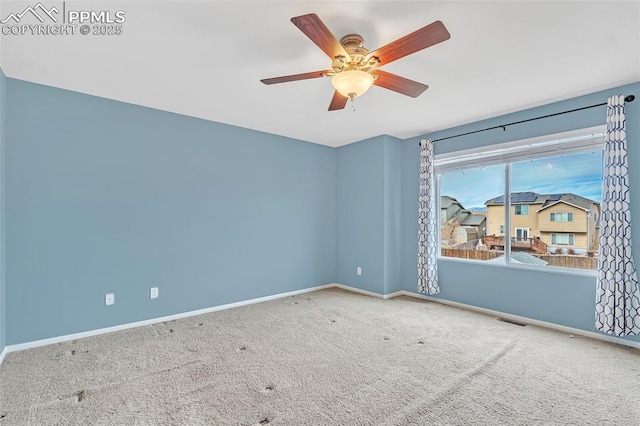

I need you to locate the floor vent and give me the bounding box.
[497,317,527,327]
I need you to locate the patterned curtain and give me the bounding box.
[595,95,640,336]
[417,139,440,294]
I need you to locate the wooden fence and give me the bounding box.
[538,255,597,270]
[441,249,502,261]
[441,249,598,270]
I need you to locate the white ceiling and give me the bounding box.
[1,1,639,147]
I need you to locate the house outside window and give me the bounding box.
[484,191,599,253]
[439,195,487,245]
[436,127,604,271]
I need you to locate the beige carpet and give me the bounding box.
[0,288,639,425]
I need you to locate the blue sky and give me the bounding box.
[440,151,603,210]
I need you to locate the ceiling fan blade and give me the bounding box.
[373,70,428,98]
[261,70,330,85]
[367,20,450,67]
[328,91,348,111]
[291,13,350,60]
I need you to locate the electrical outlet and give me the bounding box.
[150,287,159,299]
[357,267,362,276]
[105,293,115,306]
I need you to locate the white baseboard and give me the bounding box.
[3,283,336,356]
[332,283,402,300]
[0,346,7,366]
[384,290,405,299]
[2,282,637,368]
[398,290,640,350]
[330,284,639,349]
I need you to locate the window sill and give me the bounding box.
[438,256,597,278]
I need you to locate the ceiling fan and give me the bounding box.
[261,13,451,111]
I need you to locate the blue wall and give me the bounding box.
[401,82,640,344]
[0,69,6,353]
[3,73,639,347]
[336,136,386,294]
[383,136,402,294]
[336,135,402,294]
[5,79,336,345]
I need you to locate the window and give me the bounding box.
[552,233,574,245]
[515,205,529,215]
[437,127,604,272]
[550,212,573,222]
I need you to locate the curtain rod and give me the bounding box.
[419,94,636,145]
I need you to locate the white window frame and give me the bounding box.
[435,126,604,276]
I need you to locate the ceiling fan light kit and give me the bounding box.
[331,70,375,99]
[261,13,450,111]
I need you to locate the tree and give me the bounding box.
[441,220,460,245]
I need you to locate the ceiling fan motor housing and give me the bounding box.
[332,34,379,73]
